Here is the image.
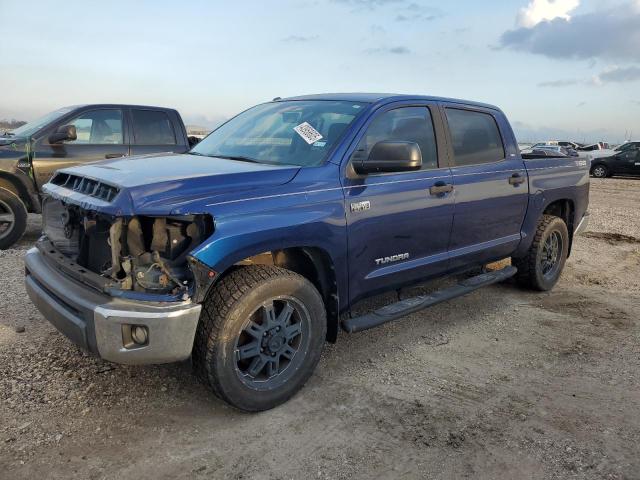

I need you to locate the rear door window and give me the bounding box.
[131,110,176,145]
[445,108,505,166]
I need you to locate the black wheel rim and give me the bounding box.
[234,296,310,391]
[541,230,562,279]
[0,199,15,240]
[593,166,606,177]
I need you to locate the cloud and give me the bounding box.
[537,64,640,87]
[332,0,402,9]
[365,45,411,54]
[598,65,640,83]
[395,3,443,22]
[500,2,640,62]
[517,0,580,27]
[538,79,580,87]
[282,35,319,43]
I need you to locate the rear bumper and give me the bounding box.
[574,212,590,235]
[25,247,201,365]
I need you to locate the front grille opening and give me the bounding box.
[51,173,120,202]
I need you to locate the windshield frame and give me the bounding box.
[190,100,369,168]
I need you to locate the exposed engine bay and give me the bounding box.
[42,197,213,297]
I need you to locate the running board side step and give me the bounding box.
[342,266,517,333]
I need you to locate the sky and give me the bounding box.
[1,0,639,143]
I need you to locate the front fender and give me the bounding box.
[190,190,349,304]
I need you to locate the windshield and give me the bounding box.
[9,107,76,137]
[190,100,367,167]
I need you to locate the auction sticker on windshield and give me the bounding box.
[294,122,323,145]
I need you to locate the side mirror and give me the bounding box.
[48,124,77,144]
[353,141,422,174]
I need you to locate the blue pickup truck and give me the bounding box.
[25,93,589,411]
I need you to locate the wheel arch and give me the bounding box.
[0,172,37,212]
[208,246,340,343]
[542,198,575,256]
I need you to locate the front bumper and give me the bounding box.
[24,247,201,365]
[574,212,590,235]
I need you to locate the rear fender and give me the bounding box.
[514,159,589,258]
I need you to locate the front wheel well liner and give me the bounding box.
[212,247,340,342]
[0,173,33,211]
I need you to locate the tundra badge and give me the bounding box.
[375,253,410,265]
[350,200,371,213]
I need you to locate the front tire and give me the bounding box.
[512,214,569,291]
[591,164,609,178]
[193,265,326,411]
[0,187,27,250]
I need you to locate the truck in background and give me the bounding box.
[0,104,198,248]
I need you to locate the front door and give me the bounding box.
[442,106,529,269]
[614,146,640,175]
[344,104,454,304]
[32,108,129,188]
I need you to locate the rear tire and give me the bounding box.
[512,214,569,291]
[192,265,326,411]
[591,164,609,178]
[0,187,27,250]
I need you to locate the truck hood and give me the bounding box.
[43,153,301,215]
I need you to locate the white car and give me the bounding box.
[577,143,616,160]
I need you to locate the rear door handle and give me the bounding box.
[509,173,526,185]
[429,182,454,195]
[105,153,126,159]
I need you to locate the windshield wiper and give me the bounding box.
[1,131,14,137]
[215,155,261,164]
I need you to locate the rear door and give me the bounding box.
[32,108,129,189]
[128,109,188,156]
[343,102,454,304]
[442,105,529,269]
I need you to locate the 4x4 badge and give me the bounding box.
[350,200,371,213]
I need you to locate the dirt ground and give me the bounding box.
[1,178,639,480]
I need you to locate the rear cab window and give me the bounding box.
[131,109,176,145]
[445,108,505,166]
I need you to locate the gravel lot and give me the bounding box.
[1,178,639,480]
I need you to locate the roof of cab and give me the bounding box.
[64,104,178,112]
[279,93,500,111]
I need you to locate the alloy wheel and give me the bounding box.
[0,199,15,240]
[234,296,310,391]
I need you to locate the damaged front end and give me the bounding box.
[41,197,214,301]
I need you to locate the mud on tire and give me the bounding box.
[512,214,569,291]
[192,265,326,411]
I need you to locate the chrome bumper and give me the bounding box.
[574,212,590,235]
[25,247,201,365]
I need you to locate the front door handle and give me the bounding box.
[105,153,126,159]
[429,182,454,195]
[509,173,526,186]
